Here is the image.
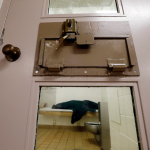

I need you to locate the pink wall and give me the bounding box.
[0,0,150,150]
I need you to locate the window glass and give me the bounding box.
[48,0,118,14]
[35,87,140,150]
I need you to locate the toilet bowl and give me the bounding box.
[84,122,101,142]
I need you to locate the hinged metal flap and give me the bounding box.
[45,59,64,72]
[38,38,45,66]
[76,33,94,45]
[33,21,140,76]
[107,58,127,72]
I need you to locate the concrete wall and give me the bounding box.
[56,87,101,103]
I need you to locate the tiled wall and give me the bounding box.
[40,87,56,107]
[56,87,101,103]
[108,87,139,150]
[40,87,102,107]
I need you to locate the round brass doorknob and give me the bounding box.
[2,44,21,61]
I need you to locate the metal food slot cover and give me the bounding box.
[33,20,140,76]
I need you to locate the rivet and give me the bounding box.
[84,70,87,74]
[134,70,137,73]
[35,71,38,73]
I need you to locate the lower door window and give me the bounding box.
[35,87,141,150]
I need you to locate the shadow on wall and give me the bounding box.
[0,58,10,71]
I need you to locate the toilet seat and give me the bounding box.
[86,122,100,125]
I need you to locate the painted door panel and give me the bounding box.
[0,0,150,150]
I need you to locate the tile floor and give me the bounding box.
[35,127,101,150]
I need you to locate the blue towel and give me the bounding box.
[52,100,98,124]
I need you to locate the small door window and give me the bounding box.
[48,0,117,15]
[42,0,124,17]
[34,87,141,150]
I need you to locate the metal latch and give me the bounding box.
[107,58,127,73]
[45,59,64,72]
[62,19,94,45]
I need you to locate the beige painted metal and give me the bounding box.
[0,0,150,150]
[34,21,139,76]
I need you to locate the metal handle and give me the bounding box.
[67,19,72,27]
[2,44,21,62]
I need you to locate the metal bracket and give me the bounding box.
[45,59,64,72]
[76,33,94,45]
[107,58,127,75]
[0,38,3,46]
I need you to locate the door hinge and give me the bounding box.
[0,28,5,46]
[45,59,64,72]
[107,58,127,75]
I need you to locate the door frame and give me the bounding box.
[41,0,125,18]
[0,0,12,39]
[25,77,148,150]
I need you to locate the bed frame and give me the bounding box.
[39,108,98,117]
